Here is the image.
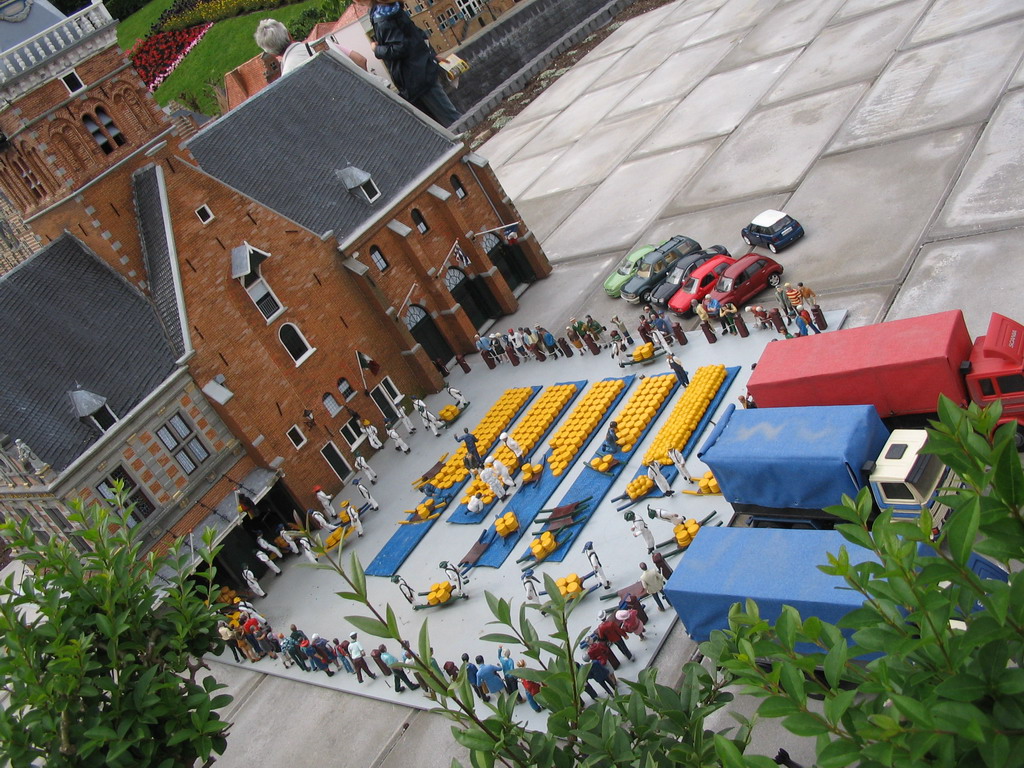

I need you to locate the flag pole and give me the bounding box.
[398,281,419,315]
[435,240,459,274]
[356,350,367,392]
[475,221,521,238]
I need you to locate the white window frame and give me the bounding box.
[339,415,365,449]
[241,247,285,323]
[60,70,84,94]
[370,246,389,272]
[338,378,357,401]
[320,441,353,481]
[323,392,343,417]
[156,411,211,475]
[279,323,316,366]
[359,179,381,203]
[286,425,307,449]
[89,404,118,433]
[195,205,214,225]
[451,175,467,199]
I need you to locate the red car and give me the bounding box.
[667,254,736,315]
[705,253,784,308]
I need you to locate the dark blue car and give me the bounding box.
[741,210,804,253]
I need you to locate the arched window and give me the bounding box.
[404,304,428,330]
[323,392,342,417]
[279,323,314,364]
[450,174,467,199]
[369,246,389,272]
[338,377,355,400]
[411,208,429,234]
[12,155,45,200]
[83,107,125,154]
[443,266,467,291]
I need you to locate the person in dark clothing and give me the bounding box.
[370,0,461,126]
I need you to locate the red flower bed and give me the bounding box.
[128,23,213,91]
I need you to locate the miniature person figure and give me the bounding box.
[637,314,653,345]
[467,492,485,515]
[582,635,620,670]
[297,536,318,564]
[343,501,365,537]
[333,638,355,674]
[348,632,377,682]
[387,424,411,453]
[566,325,584,350]
[499,432,524,461]
[257,534,283,559]
[522,568,541,605]
[666,353,689,386]
[379,645,420,692]
[625,511,656,553]
[610,315,634,345]
[596,610,633,661]
[354,455,378,484]
[278,632,304,669]
[457,428,483,466]
[392,574,416,604]
[440,560,467,598]
[300,639,334,676]
[797,304,821,334]
[352,478,380,510]
[747,305,770,330]
[582,541,611,589]
[314,485,334,517]
[395,405,417,434]
[276,525,300,555]
[585,314,605,343]
[490,455,515,489]
[798,281,818,306]
[691,299,711,326]
[720,301,739,334]
[463,653,490,702]
[646,460,674,497]
[362,420,383,449]
[648,504,683,526]
[518,659,544,711]
[479,460,507,500]
[233,597,267,624]
[667,447,692,482]
[310,508,340,532]
[793,310,810,336]
[496,647,521,699]
[651,323,671,352]
[623,593,649,625]
[652,550,674,579]
[616,608,646,641]
[784,282,802,314]
[219,622,244,663]
[612,337,629,368]
[241,564,265,597]
[412,397,443,436]
[774,284,795,322]
[254,548,282,575]
[639,562,668,611]
[447,385,469,409]
[476,654,505,697]
[603,421,620,454]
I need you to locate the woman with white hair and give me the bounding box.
[254,18,367,79]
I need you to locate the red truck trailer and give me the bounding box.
[747,311,1024,446]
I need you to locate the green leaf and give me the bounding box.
[822,638,847,688]
[344,614,391,638]
[891,694,934,727]
[779,664,806,707]
[452,726,496,752]
[944,498,980,566]
[385,604,400,638]
[817,738,861,768]
[478,633,521,645]
[757,696,800,719]
[934,673,988,702]
[712,734,746,768]
[776,605,798,652]
[349,551,367,601]
[823,688,855,727]
[782,712,829,737]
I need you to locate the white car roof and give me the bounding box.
[751,209,787,227]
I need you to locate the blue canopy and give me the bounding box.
[665,527,876,642]
[698,404,890,511]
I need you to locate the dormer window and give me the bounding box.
[231,242,284,322]
[69,388,118,433]
[60,70,84,94]
[336,165,381,203]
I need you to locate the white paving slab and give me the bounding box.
[602,13,714,86]
[887,229,1024,335]
[933,89,1024,237]
[516,187,598,244]
[511,74,645,160]
[542,140,722,261]
[830,19,1024,151]
[724,0,845,67]
[477,114,555,169]
[492,145,568,200]
[765,0,927,104]
[512,51,627,124]
[522,103,675,198]
[777,126,976,291]
[667,83,865,213]
[609,32,743,120]
[689,0,780,45]
[1013,57,1024,90]
[908,0,1024,45]
[636,50,797,155]
[835,0,912,21]
[597,2,685,56]
[666,0,730,23]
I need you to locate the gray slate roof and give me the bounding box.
[134,164,186,357]
[0,0,66,55]
[186,52,458,241]
[0,234,177,471]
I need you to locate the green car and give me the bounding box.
[604,244,656,298]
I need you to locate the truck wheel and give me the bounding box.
[767,273,782,287]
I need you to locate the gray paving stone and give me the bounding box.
[668,83,866,213]
[932,89,1024,237]
[724,0,845,68]
[908,0,1024,45]
[666,0,730,23]
[689,0,781,46]
[602,13,714,85]
[831,20,1024,151]
[516,186,598,243]
[512,51,626,124]
[477,114,554,168]
[835,0,912,21]
[493,144,568,199]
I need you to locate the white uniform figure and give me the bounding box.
[467,494,485,515]
[310,509,340,532]
[254,549,282,575]
[234,599,266,624]
[648,505,683,526]
[490,456,515,488]
[353,478,380,510]
[447,385,469,409]
[257,534,282,558]
[297,536,318,563]
[346,502,364,537]
[315,488,334,517]
[280,533,299,555]
[387,426,411,454]
[522,570,541,605]
[479,463,506,499]
[629,514,656,553]
[363,422,383,450]
[612,340,628,368]
[413,399,444,437]
[666,448,692,483]
[583,541,610,589]
[499,432,523,460]
[395,408,417,435]
[646,461,674,496]
[354,455,378,484]
[242,566,265,597]
[651,327,671,352]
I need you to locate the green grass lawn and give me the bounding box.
[116,0,319,116]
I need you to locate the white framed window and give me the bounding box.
[90,404,118,432]
[411,209,429,234]
[323,392,342,417]
[320,441,353,481]
[279,323,315,365]
[97,466,155,527]
[380,376,400,401]
[156,412,210,475]
[195,205,214,224]
[370,246,389,272]
[360,178,381,203]
[339,415,364,448]
[60,70,84,93]
[234,244,284,322]
[338,377,356,401]
[286,425,307,449]
[451,174,467,199]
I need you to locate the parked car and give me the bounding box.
[666,254,736,315]
[741,210,804,253]
[706,253,784,308]
[650,245,730,307]
[604,244,656,298]
[619,235,702,304]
